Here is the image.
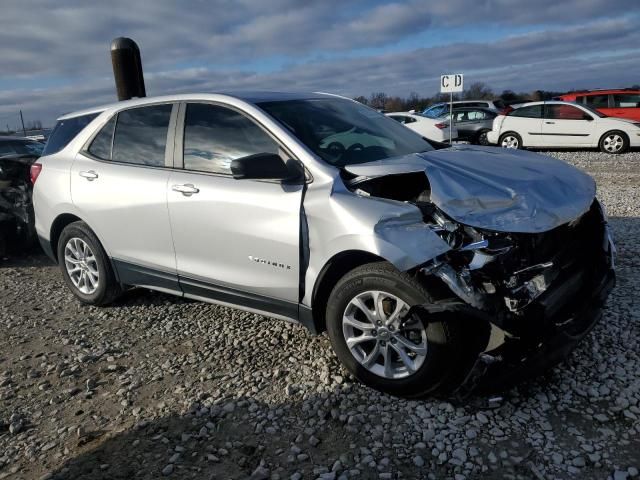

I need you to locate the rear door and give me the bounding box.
[71,103,179,290]
[541,104,594,146]
[167,102,303,311]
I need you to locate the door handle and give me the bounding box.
[545,121,555,124]
[79,170,98,181]
[172,184,200,196]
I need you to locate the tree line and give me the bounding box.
[354,82,640,112]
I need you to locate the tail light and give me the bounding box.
[30,163,42,185]
[435,122,448,130]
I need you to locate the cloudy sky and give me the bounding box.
[1,0,639,128]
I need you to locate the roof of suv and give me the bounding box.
[558,89,640,97]
[57,91,339,121]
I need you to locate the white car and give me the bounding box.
[486,101,640,154]
[386,112,458,143]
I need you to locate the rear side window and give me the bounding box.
[183,103,279,175]
[508,105,543,118]
[42,113,99,156]
[112,104,173,166]
[88,116,116,160]
[613,93,640,108]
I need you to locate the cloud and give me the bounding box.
[0,1,638,126]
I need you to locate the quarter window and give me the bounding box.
[183,103,279,175]
[111,104,173,167]
[88,116,116,160]
[508,105,543,118]
[613,93,640,108]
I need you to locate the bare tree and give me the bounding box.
[369,92,388,110]
[353,95,369,105]
[465,82,494,100]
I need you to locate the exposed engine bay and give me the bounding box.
[0,154,38,255]
[343,168,616,396]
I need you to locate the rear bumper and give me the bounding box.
[38,234,56,262]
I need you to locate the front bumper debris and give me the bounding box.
[414,199,616,398]
[453,268,615,399]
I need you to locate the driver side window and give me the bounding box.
[183,103,279,175]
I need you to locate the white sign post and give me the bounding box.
[440,74,464,144]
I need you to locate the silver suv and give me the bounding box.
[33,92,615,398]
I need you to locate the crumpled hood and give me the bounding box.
[343,145,596,233]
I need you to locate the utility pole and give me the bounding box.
[19,110,26,136]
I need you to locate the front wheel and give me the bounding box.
[325,262,462,398]
[599,131,629,154]
[476,129,491,146]
[499,132,522,149]
[57,221,121,305]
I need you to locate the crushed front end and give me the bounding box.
[417,199,616,397]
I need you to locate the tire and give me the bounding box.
[57,221,121,305]
[475,129,491,146]
[499,132,522,149]
[325,262,462,398]
[599,130,629,154]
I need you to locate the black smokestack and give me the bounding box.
[110,37,146,101]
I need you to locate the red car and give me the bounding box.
[556,89,640,121]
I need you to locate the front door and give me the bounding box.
[541,104,594,146]
[167,102,303,312]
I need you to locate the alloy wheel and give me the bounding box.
[501,135,519,149]
[603,134,624,153]
[342,290,428,379]
[64,237,99,294]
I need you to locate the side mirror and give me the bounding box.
[230,153,302,181]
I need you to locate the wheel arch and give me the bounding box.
[49,213,84,261]
[599,129,629,150]
[309,250,385,333]
[499,131,522,146]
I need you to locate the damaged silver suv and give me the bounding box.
[33,92,615,398]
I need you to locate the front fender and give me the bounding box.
[302,186,450,306]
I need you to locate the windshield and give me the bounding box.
[0,139,44,158]
[257,98,433,167]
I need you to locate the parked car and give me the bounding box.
[487,101,640,154]
[0,137,43,254]
[386,111,458,143]
[422,99,507,118]
[436,107,497,145]
[556,89,640,121]
[33,93,614,398]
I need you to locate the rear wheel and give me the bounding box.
[499,132,522,149]
[325,262,462,398]
[599,131,628,154]
[57,221,121,305]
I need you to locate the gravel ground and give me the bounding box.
[1,150,639,480]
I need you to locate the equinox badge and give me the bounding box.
[248,255,291,270]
